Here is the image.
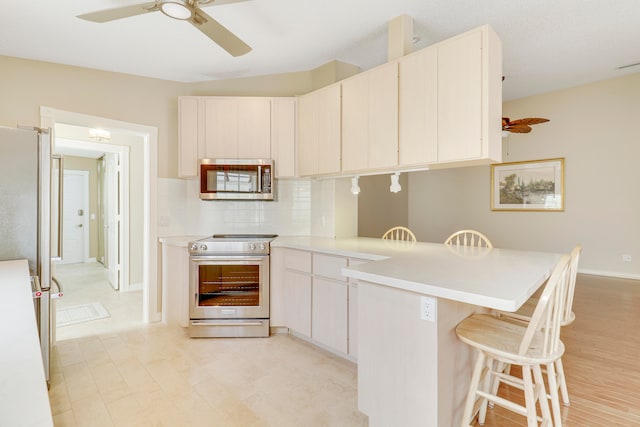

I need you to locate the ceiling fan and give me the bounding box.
[502,117,550,134]
[77,0,251,57]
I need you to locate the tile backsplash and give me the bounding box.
[158,178,311,237]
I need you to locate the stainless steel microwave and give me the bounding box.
[199,158,274,200]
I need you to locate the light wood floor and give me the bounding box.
[50,266,640,426]
[475,274,640,426]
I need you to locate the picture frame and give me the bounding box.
[490,158,564,211]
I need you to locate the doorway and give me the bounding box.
[41,107,160,323]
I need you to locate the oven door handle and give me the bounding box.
[190,256,267,262]
[191,320,265,327]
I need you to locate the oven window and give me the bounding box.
[197,264,260,306]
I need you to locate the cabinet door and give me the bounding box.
[342,62,398,173]
[237,98,271,159]
[178,97,200,178]
[284,269,312,337]
[312,277,348,354]
[437,30,483,161]
[341,73,369,172]
[297,91,319,176]
[203,98,238,159]
[368,62,398,169]
[317,84,342,175]
[398,47,438,166]
[271,98,296,178]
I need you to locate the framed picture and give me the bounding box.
[491,158,564,211]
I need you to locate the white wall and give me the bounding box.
[408,72,640,279]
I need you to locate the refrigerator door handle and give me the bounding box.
[51,155,64,261]
[51,276,64,299]
[31,275,43,298]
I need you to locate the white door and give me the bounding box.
[61,171,88,264]
[104,153,120,290]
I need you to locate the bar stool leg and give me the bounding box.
[461,351,486,427]
[556,358,570,406]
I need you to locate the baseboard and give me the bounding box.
[579,269,640,281]
[85,257,96,263]
[126,282,143,291]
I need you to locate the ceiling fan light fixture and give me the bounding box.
[160,1,193,20]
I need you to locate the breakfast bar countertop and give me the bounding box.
[272,236,562,312]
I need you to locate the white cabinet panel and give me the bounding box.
[312,277,348,354]
[284,269,312,337]
[161,243,190,327]
[177,97,201,178]
[398,47,438,166]
[271,98,296,178]
[437,30,483,161]
[237,98,271,159]
[297,84,341,176]
[342,62,398,173]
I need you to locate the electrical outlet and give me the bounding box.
[420,296,436,322]
[623,254,632,262]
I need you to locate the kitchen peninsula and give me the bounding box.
[272,237,561,427]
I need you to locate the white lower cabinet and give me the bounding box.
[284,269,312,337]
[271,247,367,360]
[161,242,190,327]
[312,277,348,354]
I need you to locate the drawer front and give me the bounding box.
[283,248,312,273]
[313,253,348,282]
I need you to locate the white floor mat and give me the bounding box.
[57,302,111,327]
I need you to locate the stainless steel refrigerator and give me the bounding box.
[0,126,62,384]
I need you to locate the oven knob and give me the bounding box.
[190,243,199,251]
[200,244,208,251]
[258,243,266,251]
[250,243,257,251]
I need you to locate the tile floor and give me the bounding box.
[50,262,366,427]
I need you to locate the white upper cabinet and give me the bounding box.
[399,25,502,167]
[203,97,271,159]
[270,97,296,178]
[178,96,201,178]
[178,96,296,178]
[342,61,398,173]
[398,46,438,166]
[297,84,341,177]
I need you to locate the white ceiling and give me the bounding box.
[2,0,640,101]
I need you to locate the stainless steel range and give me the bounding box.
[188,234,277,338]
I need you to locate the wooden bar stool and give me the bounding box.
[456,253,571,427]
[493,245,582,426]
[445,229,493,248]
[381,226,416,242]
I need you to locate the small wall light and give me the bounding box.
[390,172,402,193]
[350,176,361,195]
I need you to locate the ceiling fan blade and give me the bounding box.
[508,117,549,126]
[505,125,532,133]
[189,9,251,56]
[77,2,159,23]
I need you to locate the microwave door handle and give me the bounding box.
[257,165,262,193]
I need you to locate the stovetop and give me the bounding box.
[189,234,277,255]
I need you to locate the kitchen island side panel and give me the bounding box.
[357,280,478,427]
[357,280,439,427]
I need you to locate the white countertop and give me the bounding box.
[158,235,207,247]
[0,259,53,427]
[273,236,562,312]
